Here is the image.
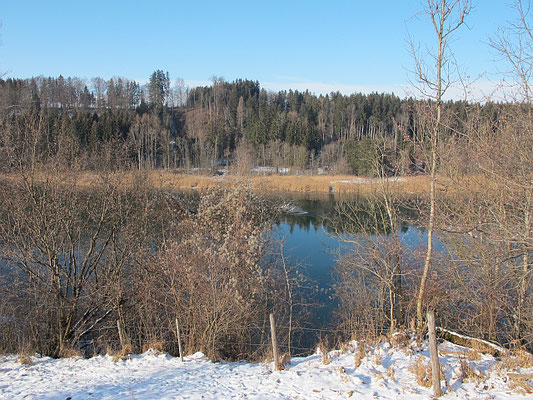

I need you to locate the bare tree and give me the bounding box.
[231,137,255,175]
[0,168,114,355]
[332,142,408,338]
[158,188,272,360]
[332,200,406,338]
[409,0,471,331]
[427,1,533,348]
[490,0,533,103]
[91,77,107,108]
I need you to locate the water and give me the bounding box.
[272,192,429,327]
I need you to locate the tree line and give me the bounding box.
[0,72,506,176]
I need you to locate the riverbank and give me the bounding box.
[1,170,434,196]
[147,172,432,195]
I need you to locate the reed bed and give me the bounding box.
[1,170,432,196]
[153,171,431,195]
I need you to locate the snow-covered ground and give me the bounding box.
[1,339,531,399]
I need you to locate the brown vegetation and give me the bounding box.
[409,356,433,388]
[330,0,533,361]
[1,0,533,370]
[1,170,432,196]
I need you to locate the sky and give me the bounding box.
[0,0,524,99]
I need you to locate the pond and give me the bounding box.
[271,191,430,328]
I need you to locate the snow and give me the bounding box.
[280,203,309,215]
[436,327,506,354]
[1,341,531,399]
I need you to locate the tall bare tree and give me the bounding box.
[410,0,471,331]
[490,0,532,104]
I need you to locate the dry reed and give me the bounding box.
[1,170,433,196]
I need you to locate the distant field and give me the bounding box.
[148,172,432,195]
[1,171,434,196]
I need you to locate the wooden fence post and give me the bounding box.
[175,317,184,362]
[427,310,442,397]
[116,319,126,348]
[270,313,280,371]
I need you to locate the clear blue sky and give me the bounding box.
[0,0,521,98]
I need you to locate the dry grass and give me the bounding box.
[142,340,165,354]
[251,174,430,195]
[338,342,348,353]
[509,380,533,395]
[354,342,366,368]
[263,350,288,370]
[465,349,482,361]
[110,344,133,362]
[58,346,82,358]
[386,366,396,380]
[507,373,533,394]
[11,168,509,200]
[373,349,382,366]
[409,356,432,388]
[18,353,33,365]
[514,349,533,368]
[390,331,410,349]
[469,338,501,356]
[280,353,292,368]
[9,170,431,194]
[17,344,34,365]
[1,169,435,197]
[318,342,330,365]
[499,349,533,371]
[460,360,484,383]
[138,171,433,195]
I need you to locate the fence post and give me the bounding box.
[269,313,280,371]
[116,319,125,348]
[427,310,442,397]
[175,317,184,362]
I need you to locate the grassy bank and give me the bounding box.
[2,170,433,196]
[148,172,432,196]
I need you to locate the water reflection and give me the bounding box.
[270,192,426,327]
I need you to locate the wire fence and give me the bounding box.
[79,319,375,358]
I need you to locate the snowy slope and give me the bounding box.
[1,340,531,399]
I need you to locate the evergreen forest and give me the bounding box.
[0,72,497,175]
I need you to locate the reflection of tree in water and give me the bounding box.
[275,195,416,236]
[275,196,342,232]
[179,190,418,237]
[279,212,317,232]
[329,200,397,236]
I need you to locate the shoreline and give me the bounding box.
[1,170,432,196]
[151,172,431,196]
